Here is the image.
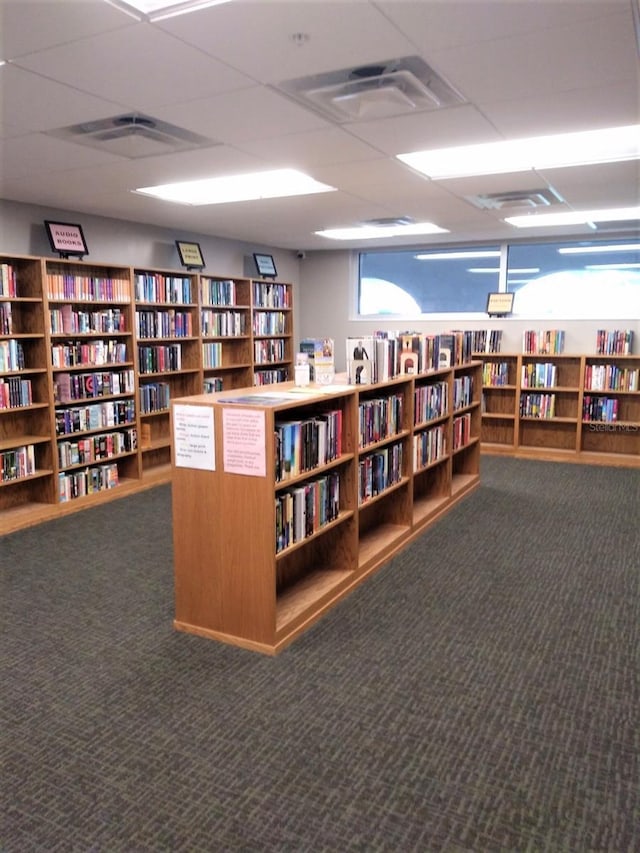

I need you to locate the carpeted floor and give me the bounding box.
[1,456,639,852]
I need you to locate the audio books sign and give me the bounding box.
[44,221,88,258]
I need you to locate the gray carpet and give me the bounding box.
[1,457,639,852]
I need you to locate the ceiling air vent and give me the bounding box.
[361,216,415,227]
[466,187,565,211]
[46,113,219,160]
[277,56,466,123]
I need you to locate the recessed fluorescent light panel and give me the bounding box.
[106,0,232,22]
[135,169,336,205]
[504,206,640,228]
[315,222,448,240]
[397,125,640,179]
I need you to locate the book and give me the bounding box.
[346,336,374,385]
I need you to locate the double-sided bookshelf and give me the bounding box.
[171,361,482,654]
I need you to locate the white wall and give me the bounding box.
[298,250,640,371]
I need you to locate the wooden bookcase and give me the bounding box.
[171,364,481,655]
[46,257,140,503]
[1,251,297,535]
[251,279,293,387]
[133,267,202,481]
[476,352,639,467]
[200,275,253,393]
[0,255,56,528]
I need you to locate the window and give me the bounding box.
[359,247,501,316]
[358,238,640,319]
[507,239,640,318]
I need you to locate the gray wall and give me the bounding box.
[2,198,637,372]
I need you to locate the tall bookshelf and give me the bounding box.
[133,267,201,480]
[46,258,140,503]
[251,279,293,387]
[199,275,253,392]
[0,256,56,529]
[476,352,639,467]
[171,365,482,655]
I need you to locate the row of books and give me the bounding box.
[0,376,33,409]
[415,381,448,425]
[473,329,503,353]
[414,424,447,470]
[139,381,170,414]
[254,367,288,385]
[521,362,557,389]
[254,339,286,365]
[0,302,13,334]
[137,344,182,375]
[202,342,223,368]
[58,428,137,469]
[275,409,343,482]
[358,393,404,449]
[346,330,476,386]
[522,330,565,354]
[520,393,556,419]
[253,281,291,309]
[253,311,287,336]
[201,310,246,337]
[54,369,135,403]
[135,309,193,339]
[453,375,474,410]
[201,278,238,307]
[453,413,472,450]
[595,329,634,355]
[275,471,340,553]
[47,274,129,303]
[134,273,192,305]
[584,364,638,392]
[0,263,17,297]
[49,305,127,335]
[1,443,36,482]
[55,399,136,436]
[58,463,119,502]
[51,340,127,368]
[203,377,223,393]
[582,396,620,423]
[0,339,25,372]
[359,441,403,505]
[482,362,510,386]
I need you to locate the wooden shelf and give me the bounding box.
[475,351,638,466]
[171,366,481,654]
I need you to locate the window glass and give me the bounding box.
[359,247,501,315]
[507,239,640,318]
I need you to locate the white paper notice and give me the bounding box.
[173,404,215,471]
[222,407,266,477]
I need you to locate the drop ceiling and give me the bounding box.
[0,0,638,251]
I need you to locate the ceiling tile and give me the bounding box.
[14,23,255,110]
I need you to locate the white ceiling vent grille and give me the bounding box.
[361,216,415,227]
[46,114,219,160]
[277,56,466,123]
[467,187,565,211]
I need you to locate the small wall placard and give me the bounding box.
[486,292,514,316]
[44,221,88,258]
[176,241,205,270]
